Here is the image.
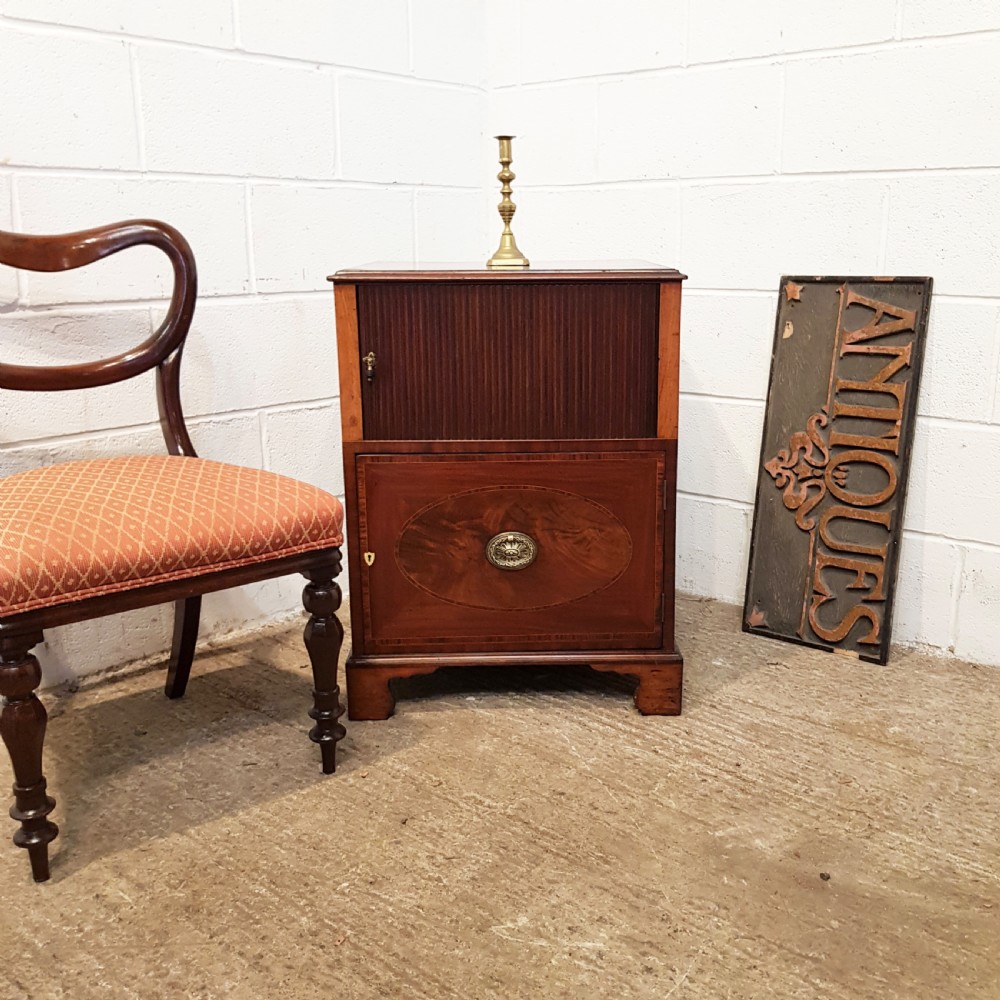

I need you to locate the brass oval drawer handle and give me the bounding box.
[486,531,538,571]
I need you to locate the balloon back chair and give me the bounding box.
[0,220,346,882]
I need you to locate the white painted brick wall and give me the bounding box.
[680,293,774,401]
[917,301,1000,422]
[513,185,681,263]
[337,76,481,185]
[488,83,601,186]
[0,175,14,305]
[250,184,415,290]
[678,397,764,505]
[138,49,337,178]
[518,2,684,82]
[0,309,158,440]
[181,297,337,417]
[3,0,999,682]
[491,0,1000,667]
[956,547,1000,663]
[908,423,1000,547]
[0,0,235,47]
[783,40,1000,172]
[894,535,960,651]
[598,65,783,179]
[676,497,750,605]
[414,189,496,261]
[682,178,887,288]
[0,26,138,170]
[411,0,486,85]
[901,0,1000,40]
[239,0,410,72]
[884,174,1000,295]
[0,4,488,685]
[688,0,897,60]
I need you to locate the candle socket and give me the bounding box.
[487,135,529,268]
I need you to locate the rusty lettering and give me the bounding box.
[840,288,916,346]
[818,505,892,559]
[825,449,898,507]
[746,277,931,663]
[808,597,881,645]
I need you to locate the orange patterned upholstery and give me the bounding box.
[0,455,344,617]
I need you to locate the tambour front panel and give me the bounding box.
[356,281,660,440]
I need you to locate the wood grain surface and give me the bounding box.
[355,450,665,653]
[356,281,660,440]
[334,282,363,442]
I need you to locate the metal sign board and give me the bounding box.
[744,276,933,664]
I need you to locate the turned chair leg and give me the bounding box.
[164,596,201,699]
[0,632,59,882]
[302,564,346,774]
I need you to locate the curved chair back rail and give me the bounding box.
[0,219,197,456]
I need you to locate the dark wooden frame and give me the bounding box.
[330,265,685,720]
[0,220,345,882]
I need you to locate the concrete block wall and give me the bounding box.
[2,1,998,680]
[488,0,1000,665]
[0,1,489,684]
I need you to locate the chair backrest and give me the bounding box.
[0,219,199,457]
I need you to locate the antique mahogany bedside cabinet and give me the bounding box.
[329,262,685,720]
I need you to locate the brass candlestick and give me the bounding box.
[487,135,529,268]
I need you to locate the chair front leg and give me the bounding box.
[0,631,59,882]
[302,563,346,774]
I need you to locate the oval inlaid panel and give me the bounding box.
[395,486,633,611]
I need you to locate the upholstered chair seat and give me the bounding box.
[0,218,348,883]
[0,456,344,616]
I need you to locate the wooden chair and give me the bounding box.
[0,220,346,882]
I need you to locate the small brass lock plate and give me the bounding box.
[363,551,375,566]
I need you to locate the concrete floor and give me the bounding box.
[0,595,997,999]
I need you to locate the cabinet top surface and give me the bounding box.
[329,260,686,283]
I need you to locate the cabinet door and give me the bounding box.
[356,451,665,654]
[357,281,660,440]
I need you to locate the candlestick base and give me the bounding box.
[487,233,530,268]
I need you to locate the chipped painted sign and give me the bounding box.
[744,276,933,664]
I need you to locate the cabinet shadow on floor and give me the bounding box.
[386,661,640,709]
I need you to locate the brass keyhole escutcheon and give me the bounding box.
[362,351,376,382]
[485,531,537,571]
[363,551,375,566]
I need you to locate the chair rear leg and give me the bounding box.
[302,563,346,774]
[0,631,59,882]
[164,596,201,699]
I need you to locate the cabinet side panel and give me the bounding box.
[661,439,678,651]
[334,283,363,442]
[657,281,682,440]
[358,282,659,439]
